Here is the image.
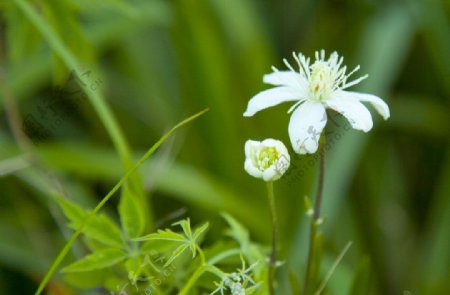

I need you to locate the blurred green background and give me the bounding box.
[0,0,449,294]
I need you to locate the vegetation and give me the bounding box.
[0,0,449,294]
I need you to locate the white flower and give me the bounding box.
[243,50,390,154]
[244,139,290,182]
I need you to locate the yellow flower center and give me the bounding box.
[309,61,334,101]
[255,147,279,171]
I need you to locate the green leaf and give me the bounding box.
[193,222,209,241]
[133,228,186,242]
[289,269,302,295]
[221,212,250,249]
[63,269,112,289]
[134,219,208,267]
[4,2,42,68]
[173,218,192,239]
[190,221,209,257]
[55,195,123,247]
[349,256,372,295]
[119,184,146,239]
[62,248,127,273]
[164,244,189,267]
[55,195,85,224]
[83,236,110,252]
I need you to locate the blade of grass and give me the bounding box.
[34,108,208,295]
[314,241,353,295]
[12,0,152,234]
[12,0,131,171]
[420,146,450,293]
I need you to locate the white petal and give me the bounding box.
[338,90,390,119]
[326,94,373,132]
[263,71,305,88]
[243,86,301,117]
[263,166,279,182]
[244,140,259,158]
[288,101,327,154]
[244,159,262,179]
[260,138,279,147]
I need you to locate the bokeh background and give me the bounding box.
[0,0,449,294]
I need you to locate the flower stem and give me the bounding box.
[267,181,278,295]
[302,137,326,295]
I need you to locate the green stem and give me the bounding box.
[179,259,227,295]
[197,245,206,265]
[207,248,241,265]
[267,181,278,295]
[302,137,326,295]
[179,265,206,295]
[34,108,208,295]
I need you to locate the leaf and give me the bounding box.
[221,212,250,249]
[173,218,192,239]
[134,219,208,267]
[62,248,127,272]
[133,228,186,242]
[55,195,123,247]
[63,269,112,289]
[119,184,146,239]
[289,269,302,295]
[164,244,189,267]
[193,222,209,241]
[55,195,85,225]
[349,256,372,295]
[190,222,209,257]
[4,2,42,68]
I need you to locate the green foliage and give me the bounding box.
[134,218,209,266]
[56,198,264,294]
[0,0,449,294]
[119,184,146,239]
[55,195,123,248]
[62,248,127,273]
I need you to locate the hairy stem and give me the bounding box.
[302,137,326,295]
[267,181,278,295]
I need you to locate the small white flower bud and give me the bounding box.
[244,139,290,182]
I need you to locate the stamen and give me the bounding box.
[341,74,368,89]
[299,55,311,79]
[283,58,296,73]
[336,56,344,69]
[292,52,301,71]
[329,52,339,65]
[346,65,361,79]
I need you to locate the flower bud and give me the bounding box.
[244,139,290,182]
